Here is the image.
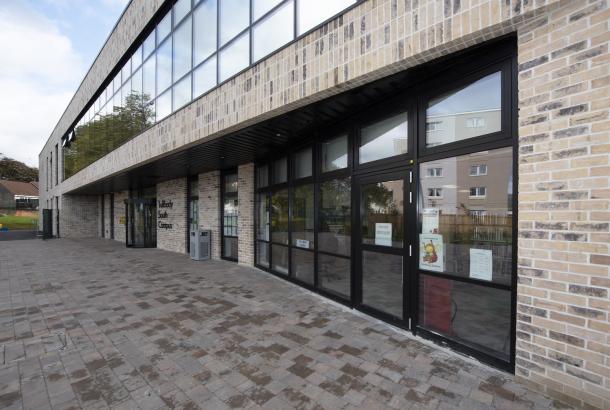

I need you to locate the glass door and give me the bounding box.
[356,170,413,324]
[125,199,157,248]
[221,172,238,261]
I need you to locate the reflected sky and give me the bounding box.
[428,72,501,116]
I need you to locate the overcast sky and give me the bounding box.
[0,0,129,168]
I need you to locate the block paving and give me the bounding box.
[0,238,574,409]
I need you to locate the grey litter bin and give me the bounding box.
[190,229,211,260]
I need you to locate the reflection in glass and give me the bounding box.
[363,251,402,317]
[292,184,314,249]
[220,0,249,46]
[253,0,282,20]
[173,0,191,25]
[426,71,501,148]
[361,180,403,247]
[359,112,408,164]
[273,157,287,184]
[225,173,238,193]
[132,45,143,69]
[223,237,238,259]
[157,13,172,45]
[156,39,172,94]
[293,147,312,179]
[419,275,511,360]
[219,33,250,82]
[256,164,269,188]
[173,17,192,81]
[256,193,269,241]
[143,56,156,99]
[319,178,350,255]
[271,189,289,245]
[253,1,294,61]
[193,0,217,66]
[223,196,239,237]
[292,249,314,285]
[319,254,350,297]
[193,56,217,97]
[257,241,270,267]
[321,134,348,172]
[173,74,192,111]
[143,32,155,59]
[156,89,172,120]
[418,147,513,285]
[272,245,289,275]
[131,67,143,96]
[121,60,130,84]
[298,0,355,34]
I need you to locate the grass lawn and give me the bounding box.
[0,214,38,230]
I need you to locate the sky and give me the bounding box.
[0,0,129,168]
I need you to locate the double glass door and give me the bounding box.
[355,169,413,324]
[125,199,157,248]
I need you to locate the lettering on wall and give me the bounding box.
[157,199,174,230]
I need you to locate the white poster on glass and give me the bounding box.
[419,233,444,272]
[375,223,392,246]
[421,208,439,233]
[469,248,493,281]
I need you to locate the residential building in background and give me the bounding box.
[0,180,39,210]
[38,1,610,408]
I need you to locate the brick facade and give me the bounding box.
[198,171,221,260]
[516,2,610,408]
[238,163,255,267]
[59,195,98,238]
[113,191,128,243]
[156,178,188,254]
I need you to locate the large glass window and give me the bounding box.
[271,189,289,245]
[173,74,192,110]
[252,1,294,62]
[321,134,348,172]
[156,13,172,46]
[291,184,314,249]
[256,193,270,268]
[419,276,511,360]
[156,90,172,120]
[218,33,250,82]
[273,157,287,184]
[222,173,239,260]
[173,0,191,26]
[318,178,351,256]
[418,147,513,286]
[143,55,156,99]
[143,32,155,60]
[426,71,502,148]
[292,147,312,179]
[193,0,217,66]
[361,180,404,247]
[156,39,172,94]
[219,0,249,46]
[253,0,282,20]
[298,0,356,34]
[359,112,409,164]
[193,56,217,97]
[173,17,192,82]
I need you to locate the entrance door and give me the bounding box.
[356,170,413,325]
[125,199,157,248]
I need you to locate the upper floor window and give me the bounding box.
[469,187,486,198]
[466,117,485,128]
[426,167,443,177]
[470,164,487,176]
[359,112,409,164]
[427,188,442,198]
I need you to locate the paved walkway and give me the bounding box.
[0,238,570,409]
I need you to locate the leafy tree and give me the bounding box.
[0,155,39,182]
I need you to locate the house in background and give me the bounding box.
[0,180,39,210]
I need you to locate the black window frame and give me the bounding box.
[220,168,239,261]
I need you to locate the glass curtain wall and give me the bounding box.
[222,172,239,260]
[62,0,358,180]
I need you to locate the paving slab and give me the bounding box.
[0,238,573,409]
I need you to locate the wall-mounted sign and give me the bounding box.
[419,233,444,272]
[375,223,392,246]
[469,249,493,281]
[296,239,310,249]
[157,199,174,229]
[158,199,173,209]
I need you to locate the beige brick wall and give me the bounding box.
[113,191,128,243]
[238,163,255,267]
[60,194,99,238]
[516,1,610,408]
[156,178,187,254]
[199,171,221,260]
